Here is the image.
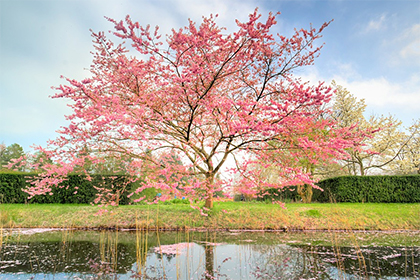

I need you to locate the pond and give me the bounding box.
[0,229,419,279]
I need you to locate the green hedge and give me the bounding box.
[3,173,420,204]
[315,175,420,203]
[256,187,300,202]
[0,172,133,204]
[253,175,420,203]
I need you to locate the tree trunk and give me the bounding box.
[204,173,214,209]
[359,161,365,176]
[204,196,213,209]
[297,163,315,203]
[305,184,313,203]
[297,184,313,203]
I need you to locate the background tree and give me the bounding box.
[241,82,417,203]
[389,120,420,174]
[29,151,54,172]
[328,82,416,176]
[247,82,372,203]
[14,10,366,208]
[0,143,6,170]
[0,143,26,171]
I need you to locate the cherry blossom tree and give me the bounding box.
[17,9,367,208]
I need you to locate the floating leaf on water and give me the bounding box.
[153,242,194,255]
[382,253,402,260]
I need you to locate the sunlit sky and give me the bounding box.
[1,0,419,151]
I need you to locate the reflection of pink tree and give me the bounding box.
[17,9,367,208]
[154,242,221,279]
[204,244,215,280]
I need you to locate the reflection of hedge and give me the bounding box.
[256,175,420,203]
[0,172,133,204]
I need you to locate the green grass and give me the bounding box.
[0,202,419,231]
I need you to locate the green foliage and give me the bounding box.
[233,194,242,202]
[126,180,159,204]
[256,187,300,202]
[31,151,54,172]
[0,172,133,204]
[315,175,420,203]
[246,175,420,203]
[300,209,322,218]
[163,198,190,205]
[0,171,30,203]
[0,143,25,171]
[233,193,253,202]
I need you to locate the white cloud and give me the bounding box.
[299,65,420,125]
[371,21,420,68]
[363,13,387,33]
[399,24,420,63]
[85,0,261,36]
[337,76,420,125]
[171,0,259,24]
[333,76,420,109]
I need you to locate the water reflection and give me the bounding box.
[0,230,419,279]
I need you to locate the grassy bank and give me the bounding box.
[1,202,419,231]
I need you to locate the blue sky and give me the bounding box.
[1,0,419,152]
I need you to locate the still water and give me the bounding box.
[0,229,419,279]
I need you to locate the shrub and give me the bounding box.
[315,175,420,203]
[237,175,420,203]
[0,172,133,204]
[163,198,190,205]
[256,187,300,203]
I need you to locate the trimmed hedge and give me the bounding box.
[315,175,420,203]
[255,175,420,203]
[256,187,300,202]
[0,172,133,204]
[2,173,420,204]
